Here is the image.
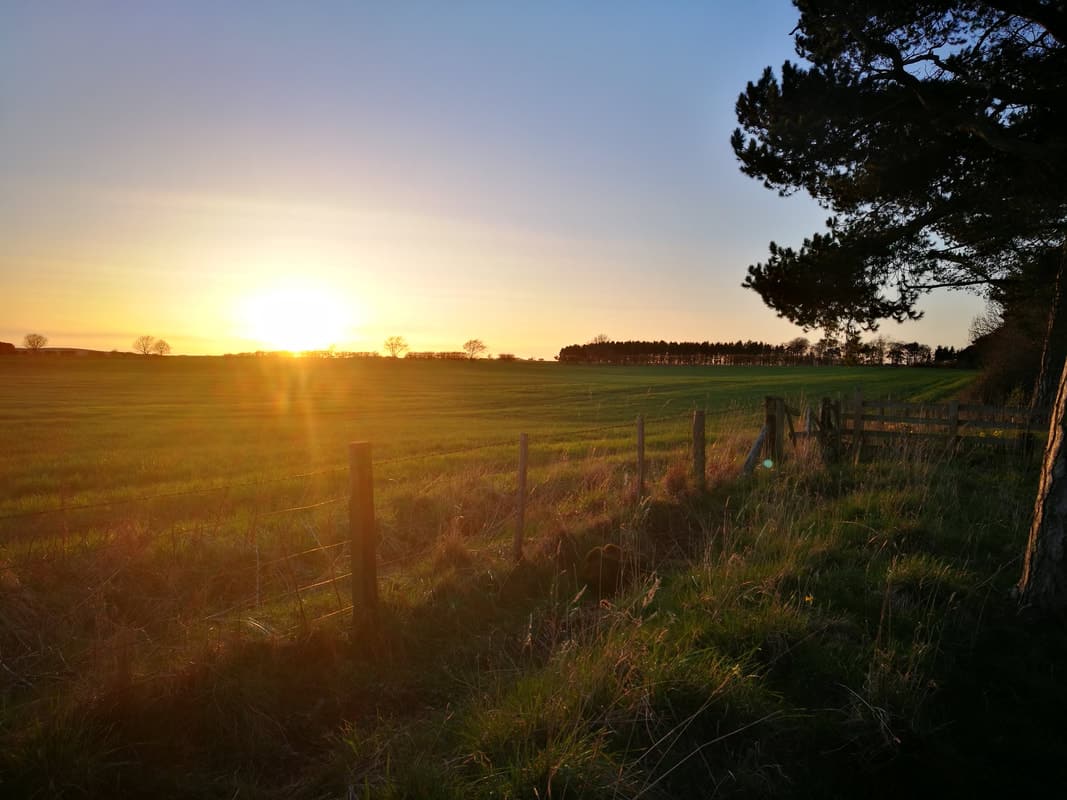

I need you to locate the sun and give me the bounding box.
[238,283,352,352]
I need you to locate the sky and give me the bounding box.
[0,1,987,358]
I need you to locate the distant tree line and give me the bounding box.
[406,351,469,360]
[557,338,960,367]
[222,349,381,359]
[218,337,500,361]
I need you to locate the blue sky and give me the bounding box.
[0,1,984,356]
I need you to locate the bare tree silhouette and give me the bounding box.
[22,333,47,352]
[463,339,487,360]
[383,336,408,358]
[133,335,156,356]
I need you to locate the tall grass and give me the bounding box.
[9,360,1066,797]
[4,393,1062,798]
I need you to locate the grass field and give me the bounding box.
[0,357,975,511]
[5,357,1065,798]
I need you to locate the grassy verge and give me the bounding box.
[3,413,1063,798]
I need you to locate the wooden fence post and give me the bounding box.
[636,415,645,499]
[783,402,798,447]
[348,442,378,637]
[948,399,960,446]
[1019,406,1035,456]
[853,388,864,461]
[764,397,780,464]
[819,397,839,461]
[692,410,706,490]
[513,433,528,562]
[775,398,786,461]
[742,424,768,475]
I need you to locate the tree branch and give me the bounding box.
[844,17,1062,167]
[900,277,1000,291]
[986,0,1067,43]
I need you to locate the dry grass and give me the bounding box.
[10,363,1062,798]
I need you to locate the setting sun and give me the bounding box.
[237,283,353,352]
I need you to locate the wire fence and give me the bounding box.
[0,416,682,528]
[0,393,1048,723]
[0,407,754,710]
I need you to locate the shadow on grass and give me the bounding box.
[2,494,714,798]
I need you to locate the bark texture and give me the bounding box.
[1019,357,1067,610]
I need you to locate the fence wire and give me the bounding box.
[2,407,726,708]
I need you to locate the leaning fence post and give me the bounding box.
[764,397,779,464]
[692,410,706,490]
[742,424,768,475]
[1019,406,1035,457]
[636,415,645,499]
[348,442,378,637]
[948,399,960,447]
[513,433,528,562]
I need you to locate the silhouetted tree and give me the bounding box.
[933,345,958,365]
[813,332,840,364]
[842,327,865,365]
[151,339,172,356]
[784,337,809,358]
[868,335,891,367]
[23,333,47,352]
[133,335,156,355]
[735,2,1065,337]
[383,336,408,358]
[463,339,487,360]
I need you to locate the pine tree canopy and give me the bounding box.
[733,0,1067,332]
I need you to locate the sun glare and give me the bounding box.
[238,283,352,352]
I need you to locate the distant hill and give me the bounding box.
[1,346,139,357]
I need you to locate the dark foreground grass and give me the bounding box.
[3,424,1063,798]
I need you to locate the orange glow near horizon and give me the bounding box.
[236,282,355,352]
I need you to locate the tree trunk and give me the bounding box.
[1018,355,1067,611]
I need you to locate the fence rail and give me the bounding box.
[843,391,1045,449]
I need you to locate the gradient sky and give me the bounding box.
[0,1,986,357]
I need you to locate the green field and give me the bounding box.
[0,356,977,572]
[7,358,1062,799]
[0,356,975,513]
